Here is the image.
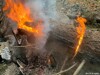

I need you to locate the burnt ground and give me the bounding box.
[0,25,100,75]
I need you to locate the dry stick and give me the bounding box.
[59,56,68,75]
[60,57,68,71]
[53,63,77,75]
[10,45,40,50]
[17,60,25,75]
[73,60,86,75]
[11,45,34,48]
[17,60,25,68]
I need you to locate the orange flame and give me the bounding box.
[74,16,87,57]
[3,0,41,34]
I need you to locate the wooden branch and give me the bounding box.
[73,60,86,75]
[53,63,77,75]
[17,60,26,68]
[11,45,35,48]
[60,56,68,71]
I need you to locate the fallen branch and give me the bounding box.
[11,45,34,48]
[17,60,26,68]
[53,63,77,75]
[73,60,86,75]
[60,56,68,71]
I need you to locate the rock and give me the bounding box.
[4,63,20,75]
[0,41,11,60]
[1,47,11,60]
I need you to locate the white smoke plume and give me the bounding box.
[25,0,57,50]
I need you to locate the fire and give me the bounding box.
[3,0,41,34]
[74,16,87,57]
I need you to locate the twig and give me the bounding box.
[17,60,26,68]
[60,56,68,72]
[53,63,77,75]
[73,60,86,75]
[11,45,34,48]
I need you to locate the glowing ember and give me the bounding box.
[48,58,51,65]
[3,0,41,34]
[74,16,87,57]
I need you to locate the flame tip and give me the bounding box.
[74,16,87,57]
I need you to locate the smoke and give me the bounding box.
[25,0,57,50]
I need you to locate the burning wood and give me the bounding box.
[3,0,43,35]
[0,0,100,75]
[74,16,87,57]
